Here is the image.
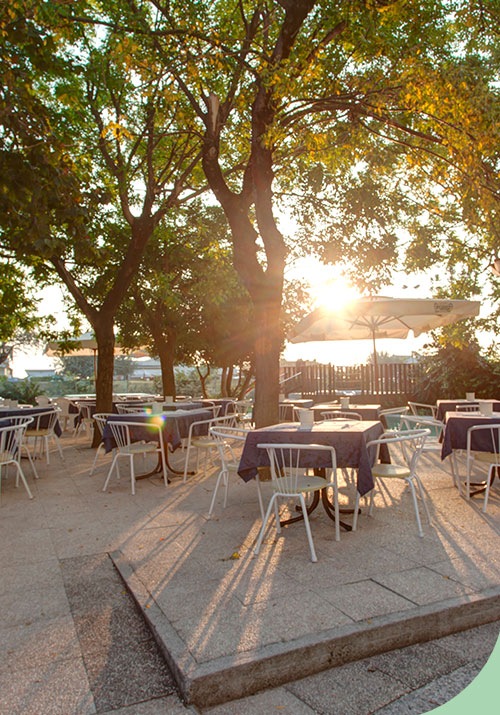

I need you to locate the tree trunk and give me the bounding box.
[157,339,176,398]
[93,316,115,446]
[225,365,234,396]
[252,297,282,427]
[196,364,210,398]
[220,366,228,397]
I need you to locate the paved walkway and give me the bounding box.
[1,430,499,713]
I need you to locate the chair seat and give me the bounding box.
[118,442,159,455]
[26,429,51,437]
[273,474,327,494]
[0,450,15,464]
[191,437,218,448]
[372,463,411,479]
[474,451,500,464]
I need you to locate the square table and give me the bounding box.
[436,399,500,422]
[0,407,62,436]
[279,399,314,421]
[238,420,384,496]
[102,408,212,454]
[441,411,500,460]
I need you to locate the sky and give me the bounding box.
[9,257,461,378]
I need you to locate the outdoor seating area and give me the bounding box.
[1,390,500,710]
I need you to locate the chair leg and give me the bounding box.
[23,447,39,479]
[407,479,424,537]
[299,493,318,562]
[254,494,277,555]
[183,445,192,483]
[90,444,104,476]
[352,490,361,531]
[45,436,50,465]
[103,454,119,491]
[208,468,225,518]
[414,476,431,524]
[13,461,33,499]
[130,456,136,495]
[255,476,265,520]
[53,435,64,461]
[483,466,495,513]
[158,446,168,488]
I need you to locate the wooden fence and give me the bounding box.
[281,361,423,400]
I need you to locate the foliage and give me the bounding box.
[55,356,95,379]
[413,342,500,404]
[0,376,45,405]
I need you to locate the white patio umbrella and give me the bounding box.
[288,296,481,375]
[45,332,148,382]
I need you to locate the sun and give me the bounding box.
[308,272,360,312]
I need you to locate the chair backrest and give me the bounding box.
[401,415,443,439]
[456,404,480,412]
[35,396,51,406]
[257,443,337,494]
[27,409,59,432]
[466,424,500,461]
[321,411,362,421]
[115,404,131,414]
[210,426,250,466]
[0,417,33,457]
[279,404,292,422]
[93,413,115,437]
[108,419,163,450]
[379,406,409,430]
[368,429,430,473]
[408,402,437,418]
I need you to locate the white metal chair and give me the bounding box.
[456,404,480,413]
[24,409,64,464]
[90,413,116,476]
[208,426,263,519]
[321,411,362,421]
[379,406,409,430]
[353,429,431,537]
[73,403,95,437]
[35,396,52,407]
[0,417,35,502]
[408,402,438,419]
[53,397,79,431]
[466,425,500,511]
[102,420,168,495]
[182,413,237,482]
[254,443,339,562]
[233,400,254,427]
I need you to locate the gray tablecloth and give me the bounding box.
[0,407,62,436]
[436,399,500,422]
[238,420,384,495]
[441,412,500,459]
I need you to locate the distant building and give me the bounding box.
[26,369,57,379]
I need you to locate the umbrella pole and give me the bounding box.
[372,331,378,395]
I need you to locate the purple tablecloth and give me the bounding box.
[102,409,212,453]
[163,402,205,411]
[0,407,62,436]
[441,412,500,459]
[199,398,237,415]
[312,403,381,421]
[238,420,384,496]
[436,399,500,422]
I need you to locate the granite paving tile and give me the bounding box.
[0,656,96,715]
[372,566,475,605]
[285,659,411,715]
[321,579,416,621]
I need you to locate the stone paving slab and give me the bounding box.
[2,433,500,712]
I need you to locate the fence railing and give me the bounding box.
[281,361,423,399]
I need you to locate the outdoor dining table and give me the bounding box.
[199,398,237,415]
[0,406,62,436]
[312,403,381,421]
[162,401,206,411]
[238,420,384,531]
[101,408,212,478]
[436,399,500,422]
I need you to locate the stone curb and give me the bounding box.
[111,550,500,709]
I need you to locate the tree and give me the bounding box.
[0,1,206,424]
[112,0,498,426]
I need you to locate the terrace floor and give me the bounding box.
[1,430,500,713]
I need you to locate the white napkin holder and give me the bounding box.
[340,397,350,409]
[465,392,475,401]
[479,400,494,416]
[297,408,314,429]
[164,396,174,403]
